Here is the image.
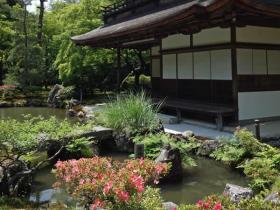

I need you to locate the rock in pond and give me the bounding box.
[223,184,253,203]
[182,130,194,138]
[155,145,183,182]
[47,84,64,108]
[197,140,221,156]
[264,192,280,205]
[163,202,178,210]
[29,189,73,205]
[0,101,12,107]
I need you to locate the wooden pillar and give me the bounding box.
[231,24,239,123]
[117,48,121,92]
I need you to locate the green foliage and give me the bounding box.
[46,0,116,90]
[0,196,36,210]
[139,187,163,210]
[240,157,279,192]
[272,176,280,192]
[98,91,161,136]
[0,115,96,159]
[0,116,96,195]
[238,196,280,210]
[122,74,151,89]
[212,129,272,166]
[212,129,280,193]
[134,132,197,167]
[234,129,264,155]
[66,137,94,157]
[210,142,246,166]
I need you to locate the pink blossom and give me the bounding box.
[103,181,113,195]
[213,202,222,210]
[115,189,130,202]
[196,200,203,207]
[130,175,144,193]
[90,198,104,210]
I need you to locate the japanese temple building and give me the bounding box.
[72,0,280,128]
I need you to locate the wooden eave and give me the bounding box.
[71,0,280,48]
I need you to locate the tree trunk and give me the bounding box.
[135,50,145,88]
[37,0,45,46]
[23,4,28,85]
[0,59,3,85]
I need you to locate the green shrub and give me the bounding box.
[134,133,196,167]
[66,137,94,157]
[234,129,264,155]
[238,196,280,210]
[212,129,280,193]
[272,176,280,192]
[0,116,96,196]
[240,157,279,192]
[139,187,163,210]
[210,142,246,166]
[0,196,35,209]
[98,91,161,136]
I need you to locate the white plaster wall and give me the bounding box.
[162,34,190,50]
[211,49,232,80]
[194,51,211,79]
[151,58,161,77]
[238,91,280,120]
[193,27,231,46]
[151,46,160,56]
[237,26,280,44]
[237,49,253,75]
[178,53,193,79]
[267,50,280,75]
[253,50,267,75]
[162,54,176,79]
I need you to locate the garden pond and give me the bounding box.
[0,107,248,204]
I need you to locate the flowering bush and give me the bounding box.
[179,194,280,210]
[54,157,168,209]
[180,195,235,210]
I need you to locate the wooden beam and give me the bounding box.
[161,43,232,55]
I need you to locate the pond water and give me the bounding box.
[0,107,67,121]
[0,107,248,205]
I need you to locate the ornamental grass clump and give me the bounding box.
[54,157,168,210]
[99,91,161,136]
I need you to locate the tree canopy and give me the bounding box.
[0,0,124,91]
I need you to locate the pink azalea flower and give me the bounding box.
[115,189,130,202]
[213,202,222,210]
[103,181,113,195]
[196,200,203,207]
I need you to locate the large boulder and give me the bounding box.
[155,145,183,182]
[264,192,280,205]
[113,133,134,153]
[0,162,32,196]
[223,184,253,203]
[162,202,178,210]
[197,140,221,156]
[47,84,64,108]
